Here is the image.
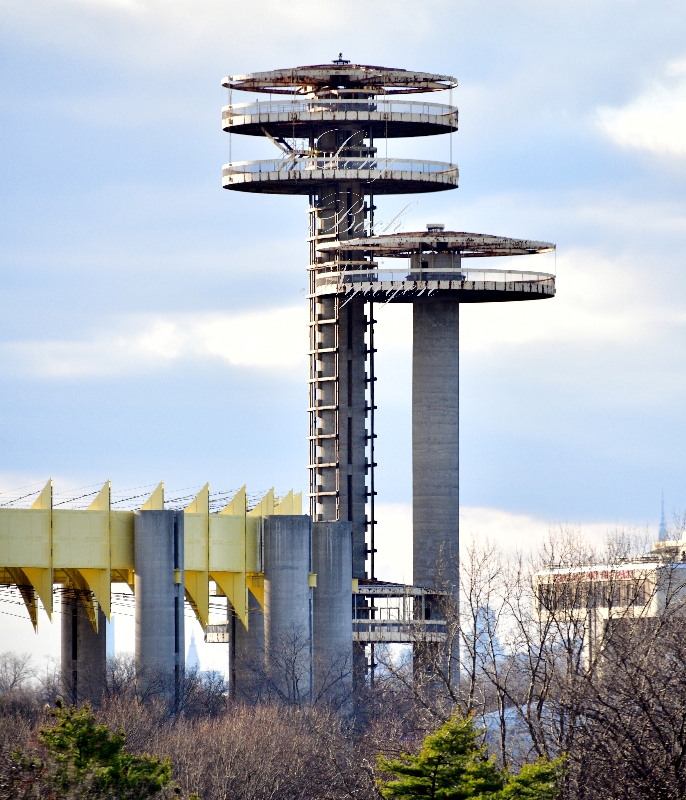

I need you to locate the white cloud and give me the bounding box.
[374,247,686,357]
[0,306,309,378]
[460,249,657,354]
[0,0,437,71]
[597,58,686,158]
[375,502,640,585]
[459,506,611,558]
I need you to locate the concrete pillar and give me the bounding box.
[133,510,184,703]
[337,297,371,695]
[230,590,265,700]
[312,521,352,701]
[338,297,369,579]
[263,515,312,704]
[60,590,106,706]
[413,297,460,594]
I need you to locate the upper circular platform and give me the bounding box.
[222,60,457,97]
[222,158,459,194]
[312,229,556,301]
[222,98,458,138]
[317,231,555,257]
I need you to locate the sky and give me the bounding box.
[1,0,685,671]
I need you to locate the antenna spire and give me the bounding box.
[659,490,668,541]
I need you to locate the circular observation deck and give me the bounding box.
[222,99,458,138]
[222,62,457,96]
[222,157,459,194]
[313,230,556,302]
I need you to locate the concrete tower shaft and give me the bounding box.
[223,60,459,590]
[318,230,555,605]
[413,297,459,592]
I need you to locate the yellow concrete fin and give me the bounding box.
[274,489,293,515]
[0,482,52,620]
[79,568,111,621]
[23,567,53,621]
[31,480,52,510]
[184,489,209,573]
[185,571,209,629]
[274,490,303,515]
[247,574,264,610]
[212,571,247,628]
[220,486,246,516]
[8,568,38,631]
[63,569,100,632]
[185,483,209,514]
[141,482,164,511]
[88,481,110,512]
[184,484,209,629]
[248,488,274,517]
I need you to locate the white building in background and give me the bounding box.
[186,631,201,672]
[105,617,115,660]
[659,494,669,542]
[534,537,686,663]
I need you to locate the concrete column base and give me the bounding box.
[60,590,106,706]
[134,510,184,706]
[264,515,312,704]
[231,590,265,700]
[312,521,353,703]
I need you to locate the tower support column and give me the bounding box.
[60,591,106,706]
[133,510,185,704]
[412,297,460,594]
[230,590,265,699]
[263,515,312,704]
[312,520,353,701]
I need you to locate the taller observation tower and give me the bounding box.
[222,58,555,680]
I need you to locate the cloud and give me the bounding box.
[375,247,686,357]
[0,306,309,378]
[374,502,641,585]
[597,58,686,158]
[0,0,438,72]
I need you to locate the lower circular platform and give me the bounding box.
[312,272,555,301]
[222,158,458,194]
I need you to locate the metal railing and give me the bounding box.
[223,157,459,178]
[314,266,555,288]
[352,618,448,642]
[222,98,458,123]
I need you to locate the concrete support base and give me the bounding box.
[337,298,369,579]
[230,590,265,700]
[60,591,106,706]
[413,297,460,593]
[264,515,312,704]
[312,520,352,702]
[133,510,184,704]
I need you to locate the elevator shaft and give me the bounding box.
[308,178,373,581]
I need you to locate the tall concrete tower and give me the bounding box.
[222,58,555,681]
[222,58,459,576]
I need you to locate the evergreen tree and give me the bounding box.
[377,713,562,800]
[8,698,198,799]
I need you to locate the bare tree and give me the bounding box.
[0,651,33,693]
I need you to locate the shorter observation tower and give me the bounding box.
[316,227,554,605]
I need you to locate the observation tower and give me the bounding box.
[222,57,555,681]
